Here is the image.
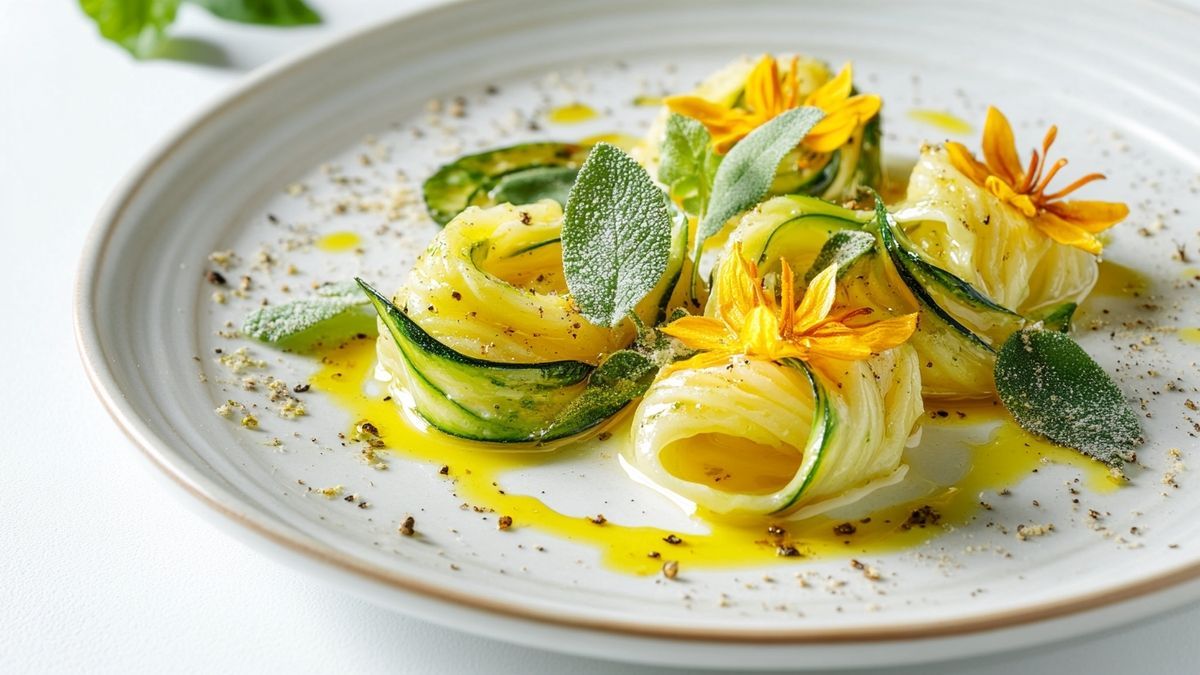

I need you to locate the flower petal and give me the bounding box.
[710,126,758,154]
[804,76,878,153]
[793,263,837,333]
[664,95,734,130]
[804,313,918,361]
[805,108,862,153]
[716,245,763,329]
[661,316,735,351]
[782,56,800,109]
[665,350,738,374]
[1043,200,1129,233]
[945,141,991,186]
[805,62,853,110]
[743,55,782,118]
[740,305,783,356]
[664,95,757,152]
[834,93,881,121]
[981,106,1025,186]
[985,176,1037,217]
[1032,211,1103,254]
[842,313,919,352]
[778,258,796,338]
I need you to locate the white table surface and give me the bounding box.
[4,1,1199,672]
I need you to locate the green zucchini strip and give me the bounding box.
[422,142,591,225]
[360,280,594,443]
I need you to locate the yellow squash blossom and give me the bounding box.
[665,55,881,154]
[945,106,1129,255]
[662,245,917,372]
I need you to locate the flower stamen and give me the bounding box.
[1032,157,1069,197]
[1043,172,1106,201]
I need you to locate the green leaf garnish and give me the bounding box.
[488,166,579,208]
[79,0,321,59]
[79,0,181,58]
[189,0,320,25]
[242,281,374,345]
[658,114,721,217]
[1032,302,1077,333]
[695,107,825,260]
[562,143,673,327]
[539,350,659,441]
[804,230,876,282]
[994,328,1142,467]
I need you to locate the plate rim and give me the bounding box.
[72,0,1200,646]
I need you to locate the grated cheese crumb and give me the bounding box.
[1015,523,1055,541]
[218,347,266,374]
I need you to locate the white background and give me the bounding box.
[3,1,1199,672]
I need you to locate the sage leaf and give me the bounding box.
[994,328,1142,467]
[804,230,877,282]
[696,106,825,259]
[540,350,659,441]
[242,281,373,344]
[658,114,721,217]
[562,143,672,327]
[189,0,320,25]
[1031,302,1077,333]
[488,166,579,207]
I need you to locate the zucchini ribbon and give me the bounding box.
[369,199,687,444]
[628,350,922,518]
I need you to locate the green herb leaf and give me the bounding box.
[189,0,321,25]
[242,281,374,345]
[696,107,825,259]
[540,350,658,440]
[658,114,721,217]
[1032,302,1077,333]
[79,0,181,58]
[804,230,876,282]
[994,328,1142,467]
[80,0,320,59]
[488,166,579,207]
[562,143,673,327]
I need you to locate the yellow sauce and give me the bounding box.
[659,433,803,495]
[938,404,1122,495]
[907,109,973,135]
[313,338,1120,575]
[1178,327,1200,344]
[316,231,362,253]
[880,157,916,204]
[547,103,599,125]
[1093,260,1150,297]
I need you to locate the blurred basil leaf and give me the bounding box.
[80,0,321,58]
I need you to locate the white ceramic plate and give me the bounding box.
[76,0,1200,668]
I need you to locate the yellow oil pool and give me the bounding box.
[313,338,1119,575]
[548,103,599,125]
[1178,327,1200,344]
[316,231,362,253]
[1094,260,1150,297]
[907,109,972,135]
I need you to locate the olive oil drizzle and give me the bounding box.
[313,338,1119,575]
